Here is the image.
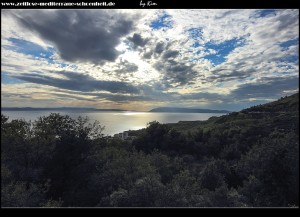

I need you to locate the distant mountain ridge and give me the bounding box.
[1,107,131,112]
[149,107,230,113]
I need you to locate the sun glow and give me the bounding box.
[122,112,149,116]
[119,50,160,82]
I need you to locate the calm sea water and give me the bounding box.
[2,111,226,136]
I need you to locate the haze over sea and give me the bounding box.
[2,111,226,136]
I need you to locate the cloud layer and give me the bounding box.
[12,10,136,64]
[1,9,299,111]
[12,71,140,94]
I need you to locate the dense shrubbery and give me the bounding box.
[1,94,299,207]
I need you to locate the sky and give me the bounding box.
[1,9,299,111]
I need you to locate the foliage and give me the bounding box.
[1,93,299,207]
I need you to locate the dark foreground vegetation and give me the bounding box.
[1,93,299,207]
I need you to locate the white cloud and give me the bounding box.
[1,9,299,110]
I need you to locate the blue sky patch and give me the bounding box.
[5,38,56,63]
[188,28,203,39]
[257,9,277,18]
[1,72,25,84]
[187,28,203,48]
[58,63,78,70]
[279,38,299,49]
[204,54,225,65]
[203,38,246,65]
[281,55,298,63]
[192,42,200,48]
[150,13,173,30]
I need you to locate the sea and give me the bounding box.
[2,111,227,136]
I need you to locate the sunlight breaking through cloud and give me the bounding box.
[1,9,299,111]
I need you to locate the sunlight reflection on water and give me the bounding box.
[2,111,226,136]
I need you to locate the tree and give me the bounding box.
[199,159,230,191]
[161,170,202,207]
[237,131,299,206]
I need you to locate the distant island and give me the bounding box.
[149,107,231,113]
[1,107,132,112]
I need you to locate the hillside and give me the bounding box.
[1,93,299,207]
[166,93,299,133]
[242,93,299,113]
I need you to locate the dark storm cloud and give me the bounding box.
[208,70,250,82]
[143,51,153,59]
[231,76,299,99]
[154,42,165,54]
[103,60,138,80]
[209,63,257,82]
[2,63,25,71]
[180,92,224,100]
[128,33,149,48]
[276,11,299,32]
[95,93,153,102]
[12,10,136,64]
[100,86,178,102]
[53,84,173,103]
[162,50,179,59]
[148,40,200,87]
[178,76,299,108]
[12,71,140,94]
[115,60,138,74]
[154,59,198,87]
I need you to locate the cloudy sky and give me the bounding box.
[1,9,299,111]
